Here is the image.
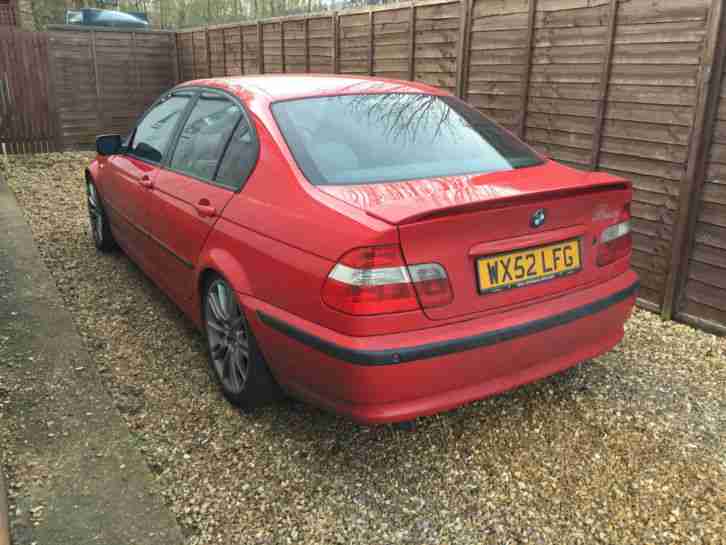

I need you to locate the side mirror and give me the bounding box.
[96,134,122,156]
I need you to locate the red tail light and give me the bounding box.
[408,263,454,308]
[322,245,453,315]
[597,205,632,267]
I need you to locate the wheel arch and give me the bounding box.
[86,160,101,184]
[196,247,253,323]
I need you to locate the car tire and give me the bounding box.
[86,178,117,252]
[203,275,283,411]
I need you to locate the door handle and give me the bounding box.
[139,175,154,189]
[195,199,216,218]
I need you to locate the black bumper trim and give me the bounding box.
[257,280,639,367]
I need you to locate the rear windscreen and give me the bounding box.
[271,93,543,186]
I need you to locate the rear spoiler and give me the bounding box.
[365,180,631,226]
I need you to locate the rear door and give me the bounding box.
[146,90,258,302]
[104,91,193,267]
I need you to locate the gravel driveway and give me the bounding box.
[2,153,725,545]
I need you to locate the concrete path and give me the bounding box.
[0,176,184,545]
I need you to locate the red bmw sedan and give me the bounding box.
[86,75,638,424]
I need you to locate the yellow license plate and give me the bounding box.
[477,239,582,294]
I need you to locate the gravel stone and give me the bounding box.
[2,153,725,544]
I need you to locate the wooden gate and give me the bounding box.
[0,27,58,154]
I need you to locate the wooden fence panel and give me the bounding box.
[372,6,411,80]
[526,0,611,170]
[677,1,726,333]
[48,30,99,150]
[262,22,283,73]
[339,12,371,75]
[598,0,710,307]
[222,27,242,76]
[414,1,460,94]
[467,0,530,132]
[208,27,226,77]
[93,31,137,138]
[308,17,333,73]
[178,32,194,81]
[47,27,177,151]
[136,33,177,107]
[0,28,56,153]
[192,30,210,78]
[241,25,260,74]
[283,20,307,74]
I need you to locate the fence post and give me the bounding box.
[662,0,726,319]
[89,30,103,139]
[205,27,212,76]
[304,18,310,73]
[222,28,228,76]
[517,0,537,139]
[239,25,245,75]
[455,0,472,99]
[191,31,197,78]
[281,21,286,74]
[172,33,182,83]
[408,3,416,81]
[332,13,339,74]
[589,0,618,171]
[368,10,375,76]
[257,22,265,74]
[132,32,141,111]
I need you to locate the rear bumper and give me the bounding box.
[244,270,638,424]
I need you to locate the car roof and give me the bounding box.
[177,74,449,104]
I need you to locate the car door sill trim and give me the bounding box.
[256,280,639,366]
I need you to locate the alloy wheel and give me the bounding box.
[86,182,104,245]
[205,279,250,395]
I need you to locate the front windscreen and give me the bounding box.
[271,93,543,186]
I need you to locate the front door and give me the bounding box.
[145,91,249,303]
[104,91,193,271]
[104,154,157,264]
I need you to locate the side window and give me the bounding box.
[129,94,191,163]
[215,115,258,190]
[170,92,242,182]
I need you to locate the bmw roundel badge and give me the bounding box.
[531,208,546,228]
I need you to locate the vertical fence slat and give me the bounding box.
[662,0,726,319]
[206,28,212,77]
[132,32,141,114]
[589,0,619,171]
[191,31,197,79]
[332,13,339,74]
[455,0,472,99]
[222,28,228,76]
[173,33,182,83]
[20,31,33,150]
[90,30,102,143]
[30,35,42,149]
[46,34,62,151]
[517,0,537,139]
[304,18,310,73]
[368,10,374,76]
[7,28,20,152]
[408,4,416,82]
[258,22,265,74]
[281,22,286,74]
[239,25,245,75]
